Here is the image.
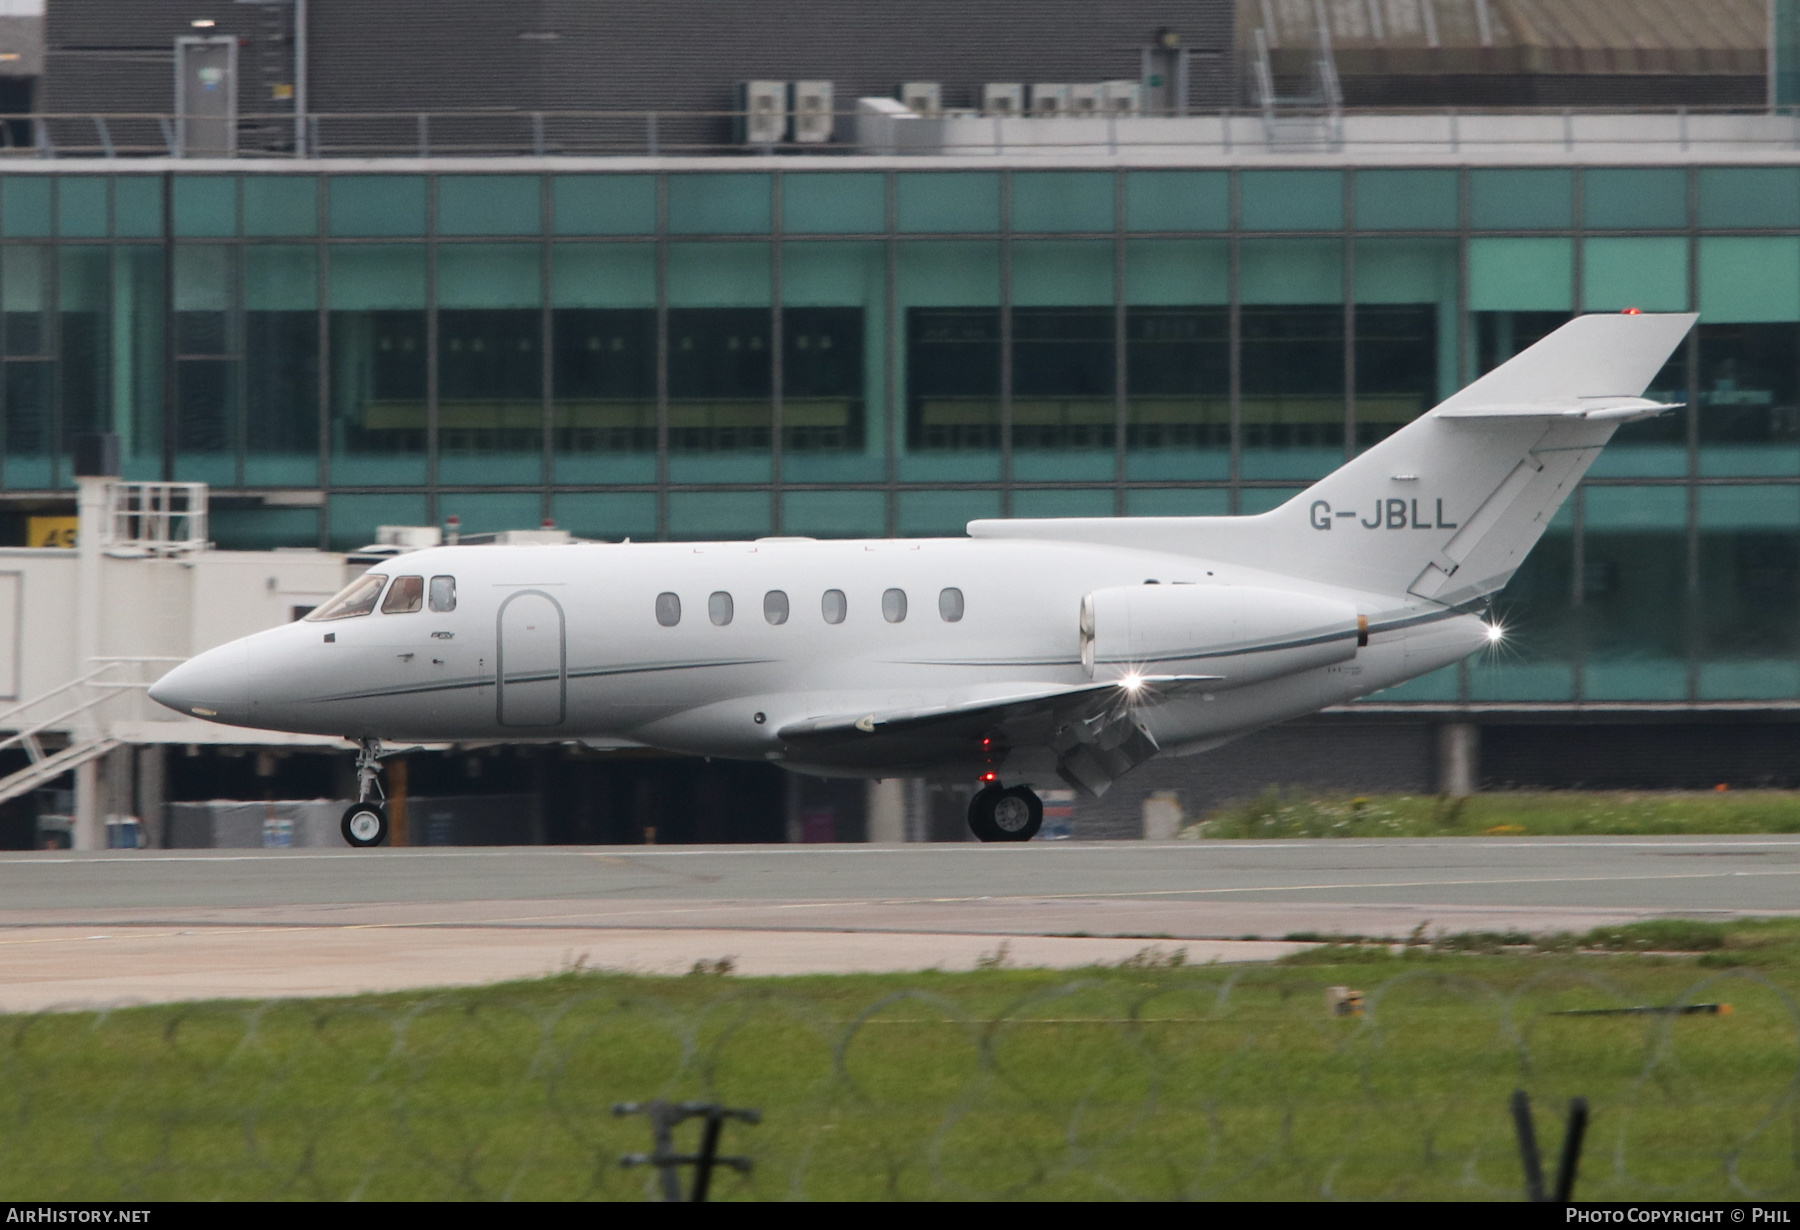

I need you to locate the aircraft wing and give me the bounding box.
[776,674,1219,797]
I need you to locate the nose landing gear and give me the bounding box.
[340,738,391,848]
[967,783,1043,843]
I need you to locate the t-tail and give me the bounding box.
[970,311,1697,605]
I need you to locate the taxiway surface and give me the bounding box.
[0,837,1793,1009]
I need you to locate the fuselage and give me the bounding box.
[149,534,1487,786]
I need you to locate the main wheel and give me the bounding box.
[341,802,388,848]
[968,785,1043,843]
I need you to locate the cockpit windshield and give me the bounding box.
[305,573,389,622]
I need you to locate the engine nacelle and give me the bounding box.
[1081,583,1361,686]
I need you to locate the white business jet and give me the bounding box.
[150,312,1695,847]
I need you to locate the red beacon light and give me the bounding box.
[1621,307,1643,315]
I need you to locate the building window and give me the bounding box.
[907,307,1000,451]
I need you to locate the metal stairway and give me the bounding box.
[0,658,176,807]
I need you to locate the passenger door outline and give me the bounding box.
[495,589,567,727]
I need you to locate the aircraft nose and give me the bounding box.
[149,640,252,721]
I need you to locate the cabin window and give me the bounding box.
[429,575,456,612]
[821,589,847,624]
[381,575,425,614]
[764,590,789,624]
[305,573,388,621]
[655,592,681,626]
[709,591,734,625]
[882,588,907,623]
[939,587,965,622]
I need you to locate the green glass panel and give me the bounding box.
[783,241,886,484]
[57,178,107,239]
[1370,664,1460,701]
[110,247,165,480]
[1012,240,1112,305]
[1124,171,1228,233]
[2,179,49,238]
[1468,237,1573,311]
[173,176,236,238]
[1582,237,1688,312]
[1700,484,1800,527]
[1586,485,1687,528]
[1699,168,1800,230]
[173,244,229,313]
[1353,170,1457,231]
[1470,517,1573,701]
[1240,237,1342,303]
[667,243,771,484]
[437,243,540,308]
[782,489,885,537]
[551,243,655,308]
[1584,168,1686,230]
[439,246,543,486]
[1241,170,1343,231]
[1699,237,1800,322]
[244,176,318,237]
[896,172,1000,234]
[327,493,428,551]
[1698,489,1800,697]
[244,246,319,487]
[896,488,1001,535]
[667,242,769,305]
[58,246,109,450]
[667,173,771,235]
[328,245,425,309]
[438,492,541,534]
[553,175,656,236]
[1697,321,1800,477]
[552,492,658,541]
[1124,239,1227,306]
[1354,240,1460,444]
[783,172,884,234]
[210,507,319,551]
[668,490,771,540]
[1012,489,1114,518]
[327,176,427,238]
[1011,171,1113,233]
[437,175,541,236]
[1469,168,1573,230]
[1124,488,1230,515]
[328,247,427,486]
[1239,487,1306,513]
[114,176,162,238]
[896,240,1001,483]
[245,246,318,311]
[551,245,656,486]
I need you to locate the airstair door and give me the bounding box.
[496,590,566,727]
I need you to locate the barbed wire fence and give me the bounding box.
[0,955,1795,1201]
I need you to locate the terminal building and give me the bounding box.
[0,0,1794,846]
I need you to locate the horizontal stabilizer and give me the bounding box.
[1436,397,1681,423]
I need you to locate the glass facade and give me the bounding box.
[7,162,1800,705]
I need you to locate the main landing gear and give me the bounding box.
[340,738,390,848]
[967,783,1043,843]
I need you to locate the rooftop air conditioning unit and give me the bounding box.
[1069,83,1103,116]
[981,82,1024,117]
[1030,83,1069,116]
[899,81,942,116]
[737,80,787,145]
[1102,80,1142,116]
[791,80,834,143]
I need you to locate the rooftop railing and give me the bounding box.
[0,105,1796,161]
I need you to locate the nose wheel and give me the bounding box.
[341,737,391,848]
[968,784,1043,842]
